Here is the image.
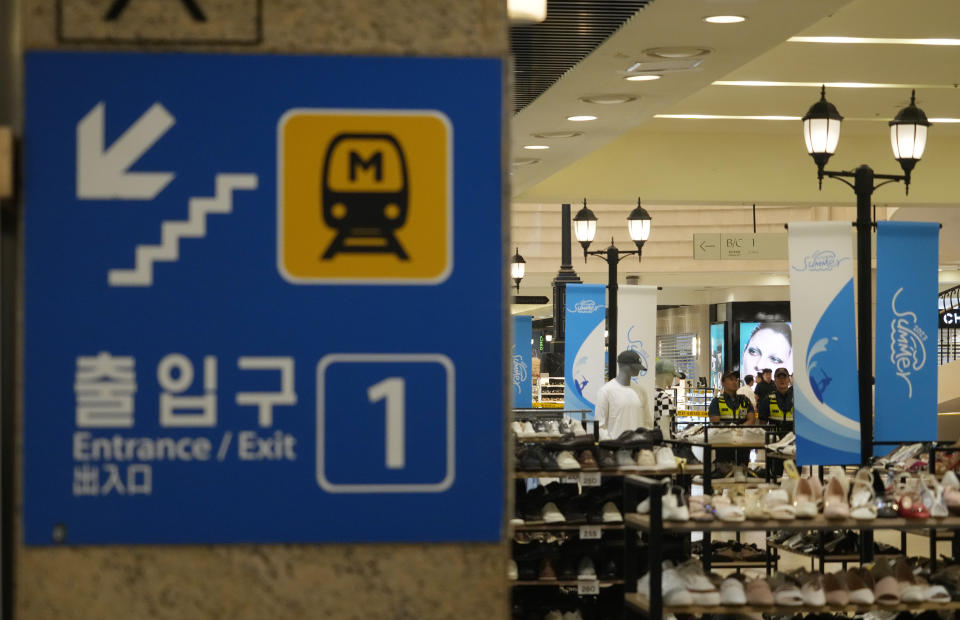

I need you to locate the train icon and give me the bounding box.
[320,133,410,260]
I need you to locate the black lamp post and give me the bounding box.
[510,248,526,293]
[801,86,930,469]
[573,197,652,378]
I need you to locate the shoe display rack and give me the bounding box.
[622,474,960,618]
[673,387,716,413]
[537,377,565,407]
[512,409,626,619]
[512,418,713,618]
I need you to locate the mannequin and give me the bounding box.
[596,350,650,438]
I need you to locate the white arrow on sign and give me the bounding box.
[76,101,176,200]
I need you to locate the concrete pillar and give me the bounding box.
[15,1,509,618]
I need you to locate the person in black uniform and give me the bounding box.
[758,367,793,434]
[753,367,775,403]
[708,370,756,476]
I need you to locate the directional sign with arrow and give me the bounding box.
[76,101,175,200]
[693,233,721,259]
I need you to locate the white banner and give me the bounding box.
[618,285,657,421]
[788,222,861,465]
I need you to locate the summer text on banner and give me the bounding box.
[788,222,861,465]
[564,284,606,418]
[617,285,657,421]
[875,222,939,448]
[513,316,533,408]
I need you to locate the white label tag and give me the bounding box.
[579,471,601,487]
[561,476,579,484]
[577,580,600,596]
[579,525,602,540]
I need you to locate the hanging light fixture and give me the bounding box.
[510,247,526,292]
[626,198,652,256]
[889,90,931,194]
[802,85,843,188]
[508,0,547,24]
[572,198,598,262]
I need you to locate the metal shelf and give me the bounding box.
[625,593,960,615]
[626,512,960,533]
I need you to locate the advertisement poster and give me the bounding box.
[739,321,793,382]
[709,323,725,389]
[564,284,606,418]
[617,285,657,397]
[875,222,939,446]
[788,222,860,465]
[512,316,533,408]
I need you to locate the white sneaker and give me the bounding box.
[546,420,562,437]
[522,421,536,437]
[720,576,747,605]
[555,450,581,470]
[636,449,657,471]
[663,492,690,521]
[675,559,720,605]
[654,446,677,471]
[601,501,622,523]
[577,556,596,579]
[542,502,565,523]
[511,421,525,436]
[598,427,612,441]
[637,562,694,606]
[615,449,639,471]
[709,428,734,444]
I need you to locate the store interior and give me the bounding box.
[508,0,960,618]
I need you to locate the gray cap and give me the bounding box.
[617,350,641,365]
[655,359,681,377]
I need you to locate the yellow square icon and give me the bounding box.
[278,109,452,284]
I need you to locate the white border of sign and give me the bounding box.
[316,353,456,493]
[276,108,454,285]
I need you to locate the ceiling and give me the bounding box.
[509,0,960,314]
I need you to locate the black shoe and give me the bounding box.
[546,432,595,450]
[539,449,560,471]
[517,448,542,471]
[597,448,618,469]
[671,442,701,465]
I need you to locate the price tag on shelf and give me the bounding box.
[577,580,600,596]
[579,525,602,540]
[561,477,579,484]
[579,472,601,487]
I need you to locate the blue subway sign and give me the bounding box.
[24,51,505,544]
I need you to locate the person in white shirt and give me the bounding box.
[596,350,650,439]
[737,374,758,410]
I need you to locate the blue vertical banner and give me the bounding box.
[788,223,861,465]
[875,222,939,446]
[564,284,606,418]
[513,316,533,408]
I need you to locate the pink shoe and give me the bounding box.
[823,477,849,519]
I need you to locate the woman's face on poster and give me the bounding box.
[743,326,792,377]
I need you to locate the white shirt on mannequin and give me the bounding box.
[596,379,646,439]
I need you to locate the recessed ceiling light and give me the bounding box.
[523,145,549,150]
[512,158,540,167]
[644,46,712,59]
[625,74,662,82]
[531,130,583,139]
[579,94,636,104]
[567,115,597,122]
[703,15,746,23]
[789,36,960,46]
